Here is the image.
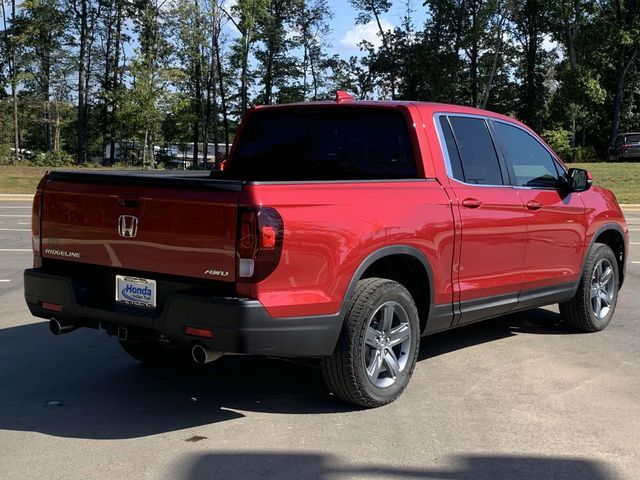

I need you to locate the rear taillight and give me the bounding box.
[32,174,46,268]
[237,206,283,282]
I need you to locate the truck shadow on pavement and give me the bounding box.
[0,308,569,440]
[176,451,620,480]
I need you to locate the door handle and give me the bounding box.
[526,200,542,210]
[462,198,482,209]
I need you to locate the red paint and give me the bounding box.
[34,101,628,322]
[335,90,354,103]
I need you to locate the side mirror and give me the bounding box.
[567,168,592,192]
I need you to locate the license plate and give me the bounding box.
[115,275,156,309]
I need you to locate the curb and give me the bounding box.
[0,194,34,201]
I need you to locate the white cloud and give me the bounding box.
[339,19,395,51]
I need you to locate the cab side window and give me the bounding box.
[494,122,560,189]
[445,116,505,185]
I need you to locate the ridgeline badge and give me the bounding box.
[44,248,80,259]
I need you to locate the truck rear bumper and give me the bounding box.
[24,269,342,357]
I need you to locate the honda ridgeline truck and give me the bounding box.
[24,93,629,407]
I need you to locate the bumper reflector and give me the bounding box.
[42,302,63,313]
[185,326,215,338]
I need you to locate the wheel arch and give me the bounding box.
[586,223,627,287]
[340,246,434,334]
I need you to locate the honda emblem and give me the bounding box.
[118,215,138,238]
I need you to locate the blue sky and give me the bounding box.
[326,0,427,55]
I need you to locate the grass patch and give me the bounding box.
[1,162,639,203]
[0,166,49,194]
[0,165,140,194]
[572,162,640,204]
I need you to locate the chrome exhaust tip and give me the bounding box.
[49,318,78,336]
[191,344,223,365]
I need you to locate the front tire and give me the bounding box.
[321,278,420,408]
[560,243,619,332]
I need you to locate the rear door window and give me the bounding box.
[493,121,560,188]
[226,108,418,181]
[445,116,505,185]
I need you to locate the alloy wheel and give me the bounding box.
[362,300,413,388]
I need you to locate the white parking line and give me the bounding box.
[630,242,640,245]
[0,206,31,209]
[0,215,31,218]
[17,221,30,225]
[0,279,11,283]
[632,261,640,264]
[0,228,30,231]
[0,249,31,252]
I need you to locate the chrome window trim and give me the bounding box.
[432,112,513,188]
[433,112,569,191]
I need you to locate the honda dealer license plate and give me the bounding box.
[115,275,156,309]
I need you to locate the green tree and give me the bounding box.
[16,0,68,151]
[295,0,332,100]
[255,0,302,105]
[510,0,551,131]
[124,0,171,168]
[227,0,267,114]
[604,0,640,148]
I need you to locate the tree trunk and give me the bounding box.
[208,8,220,168]
[370,3,396,99]
[54,100,61,151]
[109,1,123,164]
[264,39,275,104]
[77,0,88,164]
[102,3,114,163]
[9,0,20,158]
[143,127,150,170]
[480,11,506,109]
[241,31,250,114]
[193,42,202,168]
[216,36,230,158]
[520,0,540,130]
[610,45,637,148]
[469,0,478,107]
[311,52,319,101]
[42,48,52,151]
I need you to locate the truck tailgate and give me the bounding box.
[40,171,242,282]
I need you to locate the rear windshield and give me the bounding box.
[224,107,418,181]
[624,134,640,143]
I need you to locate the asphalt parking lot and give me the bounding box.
[0,198,639,480]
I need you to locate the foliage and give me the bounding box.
[573,146,601,163]
[542,128,573,161]
[2,0,640,167]
[31,150,75,166]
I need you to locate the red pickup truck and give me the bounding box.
[24,96,629,407]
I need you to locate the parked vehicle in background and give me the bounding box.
[609,132,640,161]
[24,93,629,408]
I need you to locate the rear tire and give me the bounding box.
[119,339,189,366]
[321,278,420,408]
[559,243,619,332]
